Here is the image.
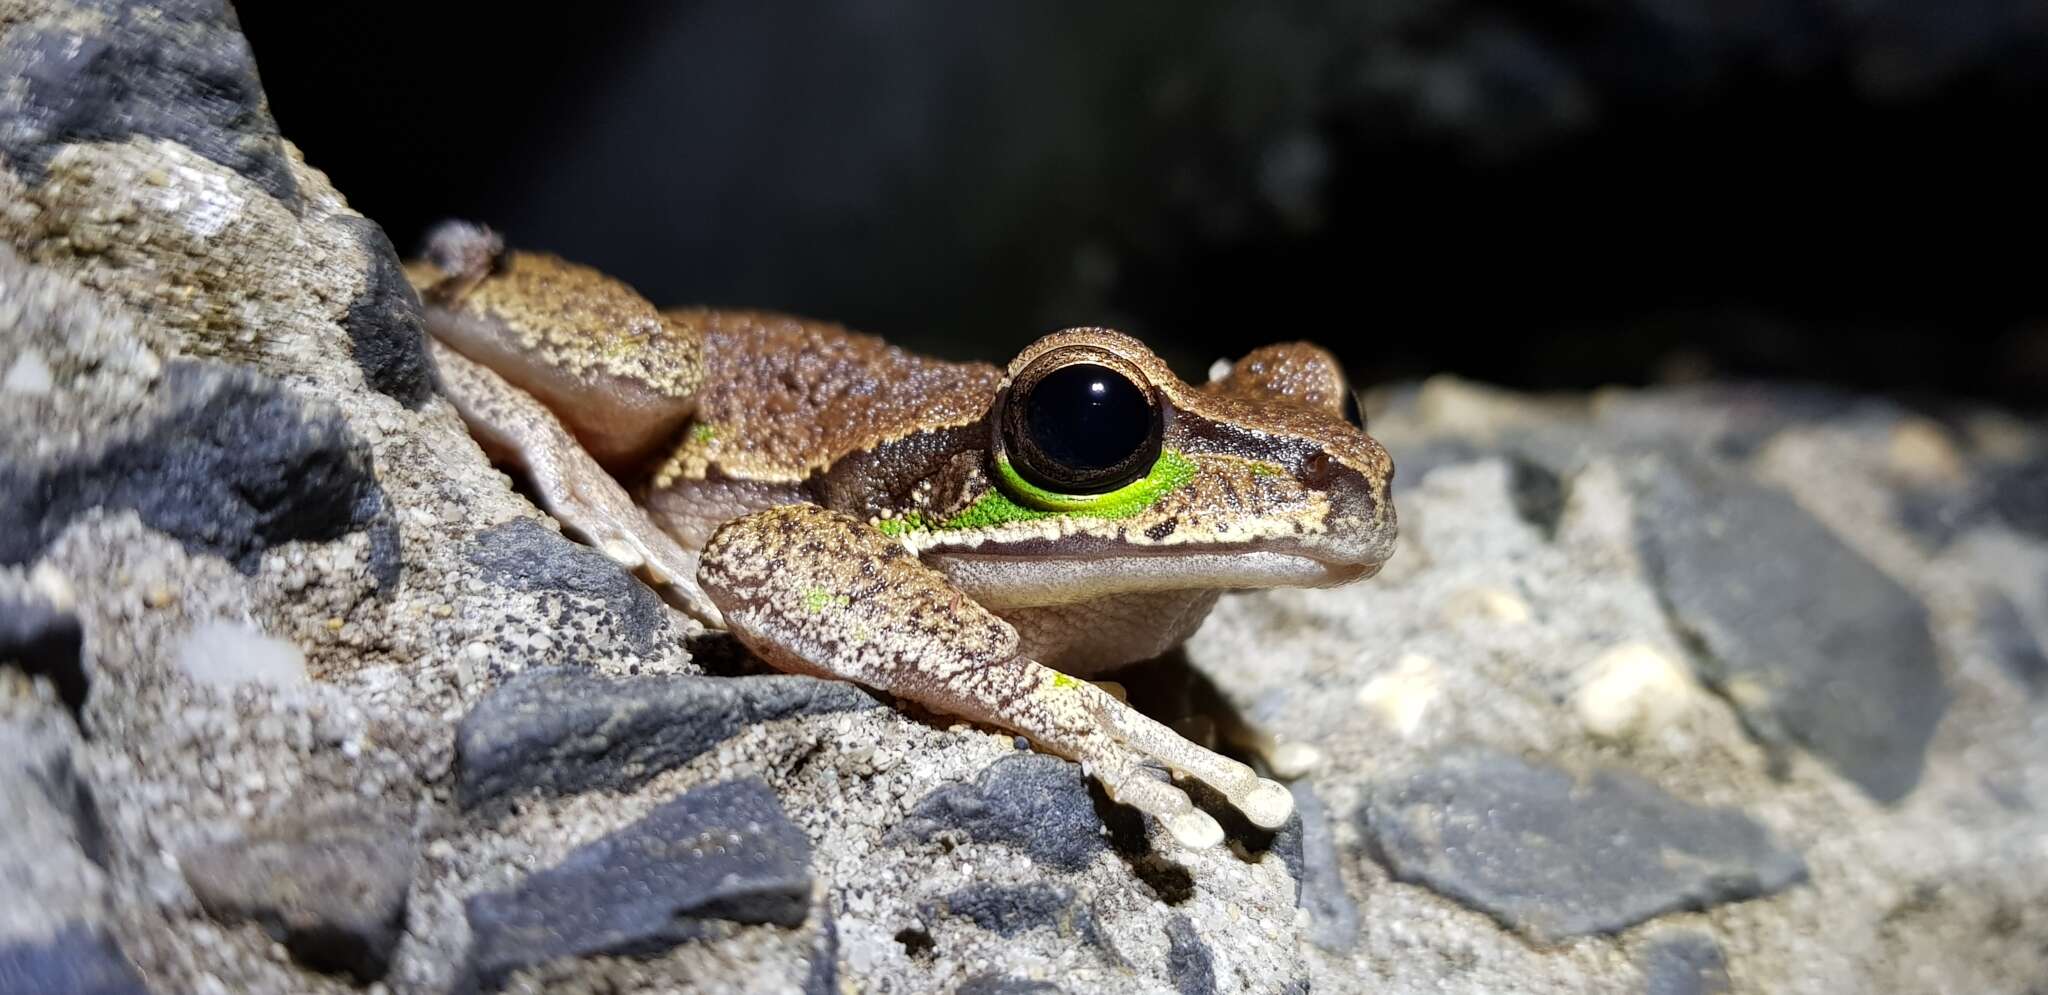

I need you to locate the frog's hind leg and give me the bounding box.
[431,340,723,625]
[697,503,1292,848]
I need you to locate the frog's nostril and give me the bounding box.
[1303,452,1334,489]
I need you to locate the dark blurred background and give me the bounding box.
[236,1,2048,408]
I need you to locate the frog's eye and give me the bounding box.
[1001,352,1164,495]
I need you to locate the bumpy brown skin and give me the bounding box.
[420,240,702,468]
[652,308,1003,485]
[410,228,1395,846]
[1202,341,1354,414]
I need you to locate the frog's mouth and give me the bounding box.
[922,545,1383,610]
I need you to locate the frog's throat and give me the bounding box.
[877,449,1197,537]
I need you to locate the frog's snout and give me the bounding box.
[1310,446,1399,576]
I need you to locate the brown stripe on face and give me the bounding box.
[1167,405,1395,559]
[810,419,990,519]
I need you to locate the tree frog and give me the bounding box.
[407,222,1397,848]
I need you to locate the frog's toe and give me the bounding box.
[1086,754,1223,850]
[1068,676,1297,831]
[1240,779,1295,830]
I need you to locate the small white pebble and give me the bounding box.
[28,562,76,611]
[1441,586,1532,624]
[2,349,54,395]
[1887,418,1967,486]
[1356,653,1441,739]
[173,619,307,689]
[1263,741,1324,779]
[1571,642,1696,741]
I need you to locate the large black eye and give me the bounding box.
[1003,359,1163,493]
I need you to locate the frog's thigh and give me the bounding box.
[697,504,1293,845]
[431,340,723,624]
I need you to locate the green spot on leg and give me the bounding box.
[802,587,832,613]
[1051,672,1079,690]
[691,423,718,444]
[941,448,1199,530]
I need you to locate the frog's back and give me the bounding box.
[650,308,1002,487]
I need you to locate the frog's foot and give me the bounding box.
[1045,669,1296,839]
[698,504,1292,847]
[432,340,724,626]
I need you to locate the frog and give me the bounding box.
[405,220,1397,849]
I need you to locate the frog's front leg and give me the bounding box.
[431,339,723,625]
[698,504,1293,848]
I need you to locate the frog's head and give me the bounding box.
[875,328,1396,608]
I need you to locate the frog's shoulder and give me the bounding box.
[653,308,1003,485]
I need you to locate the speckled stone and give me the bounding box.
[1360,749,1806,944]
[0,361,397,586]
[1638,929,1733,995]
[0,0,296,205]
[1164,913,1217,995]
[460,776,813,993]
[466,517,671,656]
[924,883,1077,937]
[1633,448,1947,802]
[896,753,1108,871]
[1284,781,1359,952]
[455,666,881,810]
[180,811,417,981]
[955,975,1066,995]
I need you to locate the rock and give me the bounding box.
[460,776,812,994]
[335,216,437,408]
[0,360,398,587]
[897,753,1108,872]
[1893,486,1972,549]
[466,518,668,656]
[1439,586,1532,625]
[179,811,416,982]
[0,922,151,995]
[925,883,1076,938]
[1359,749,1807,945]
[1633,449,1947,802]
[1355,653,1442,740]
[1885,418,1967,486]
[1507,456,1567,538]
[1569,642,1699,742]
[0,0,297,205]
[455,667,881,810]
[956,975,1066,995]
[0,709,111,938]
[1284,781,1359,952]
[1982,592,2047,694]
[170,619,308,689]
[1638,930,1733,995]
[802,916,838,995]
[1985,456,2048,538]
[0,571,88,718]
[1164,914,1217,995]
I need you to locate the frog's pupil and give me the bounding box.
[1024,363,1150,478]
